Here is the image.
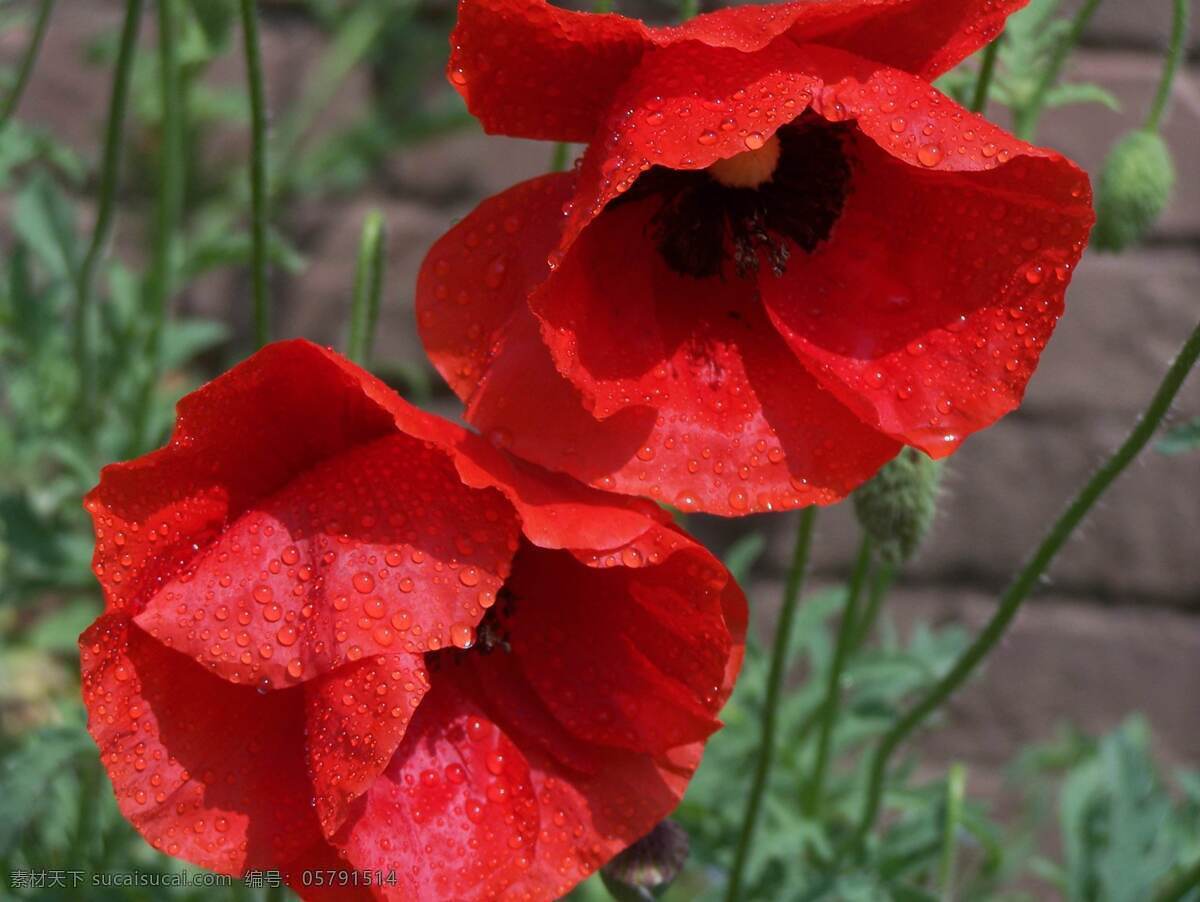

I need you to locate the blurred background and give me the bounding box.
[1,0,1198,899]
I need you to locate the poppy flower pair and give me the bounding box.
[80,0,1093,898]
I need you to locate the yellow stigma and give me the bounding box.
[707,134,781,188]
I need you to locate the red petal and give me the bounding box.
[557,38,823,257]
[79,615,324,875]
[329,525,746,899]
[448,0,646,142]
[780,0,1024,80]
[470,279,898,515]
[449,0,1024,141]
[417,173,574,400]
[85,340,465,619]
[333,678,542,900]
[418,179,695,533]
[306,654,431,837]
[453,434,673,550]
[505,538,736,754]
[759,49,1093,455]
[132,433,519,687]
[416,169,892,515]
[460,654,701,899]
[341,534,746,898]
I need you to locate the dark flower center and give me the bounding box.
[427,586,517,670]
[615,112,855,280]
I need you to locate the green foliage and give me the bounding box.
[1016,718,1200,900]
[1158,417,1200,456]
[1093,130,1176,252]
[670,583,993,900]
[0,166,222,610]
[937,0,1119,123]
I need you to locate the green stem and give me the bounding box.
[938,763,967,902]
[1146,0,1189,132]
[1014,0,1103,140]
[131,0,185,452]
[0,0,55,129]
[73,0,143,430]
[1154,858,1200,902]
[239,0,270,348]
[725,507,818,902]
[549,141,571,172]
[68,757,100,863]
[803,536,873,817]
[679,0,700,21]
[148,0,185,339]
[850,561,894,652]
[347,210,386,367]
[969,34,1002,115]
[845,314,1200,858]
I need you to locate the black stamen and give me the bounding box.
[427,587,518,670]
[613,111,854,280]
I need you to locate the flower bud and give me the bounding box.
[1093,129,1175,252]
[853,448,941,564]
[601,820,689,900]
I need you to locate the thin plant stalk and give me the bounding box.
[725,507,818,902]
[802,536,873,818]
[844,314,1200,857]
[1014,0,1103,140]
[131,0,185,451]
[969,34,1002,114]
[73,0,144,429]
[850,561,894,651]
[1145,0,1189,132]
[347,210,386,367]
[938,763,968,902]
[239,0,270,347]
[0,0,55,129]
[549,141,571,172]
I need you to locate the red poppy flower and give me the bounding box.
[79,340,745,900]
[417,0,1094,516]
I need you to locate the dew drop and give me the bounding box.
[450,622,475,649]
[917,144,943,167]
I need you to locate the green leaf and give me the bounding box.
[723,532,765,583]
[160,318,230,369]
[0,120,85,189]
[182,224,306,282]
[1043,82,1121,111]
[5,242,41,347]
[11,172,80,280]
[183,0,237,59]
[0,723,92,855]
[26,598,101,652]
[1158,417,1200,456]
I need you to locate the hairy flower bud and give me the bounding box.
[1093,129,1175,252]
[853,448,941,564]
